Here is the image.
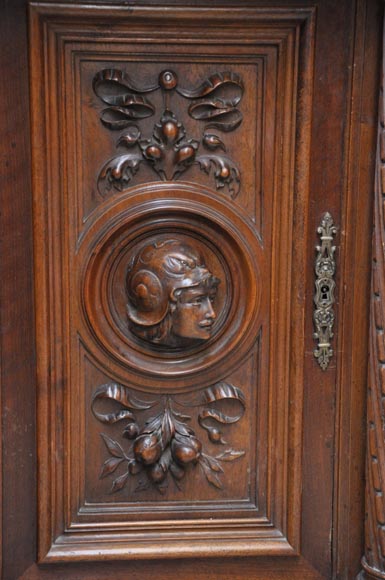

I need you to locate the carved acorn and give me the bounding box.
[171,435,202,465]
[133,434,162,465]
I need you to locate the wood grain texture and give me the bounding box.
[29,1,315,564]
[0,0,36,579]
[335,1,382,578]
[361,8,385,580]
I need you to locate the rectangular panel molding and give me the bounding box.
[29,2,316,563]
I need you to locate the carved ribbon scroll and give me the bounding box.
[361,23,385,580]
[93,69,243,197]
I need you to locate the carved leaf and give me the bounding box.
[170,408,191,422]
[216,449,246,462]
[97,154,144,195]
[195,155,240,198]
[174,420,194,438]
[201,454,224,473]
[110,471,130,493]
[117,126,141,148]
[100,433,125,459]
[158,447,172,472]
[160,409,175,448]
[177,71,244,106]
[100,456,124,479]
[199,458,223,489]
[203,133,226,152]
[141,412,163,435]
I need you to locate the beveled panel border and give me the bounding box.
[29,1,316,563]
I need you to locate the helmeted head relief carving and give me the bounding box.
[126,239,220,346]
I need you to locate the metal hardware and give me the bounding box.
[313,212,337,370]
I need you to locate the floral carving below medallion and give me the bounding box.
[92,382,246,494]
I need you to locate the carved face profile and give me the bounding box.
[126,239,220,347]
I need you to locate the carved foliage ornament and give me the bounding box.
[126,238,220,348]
[313,212,337,370]
[93,69,243,197]
[91,382,246,494]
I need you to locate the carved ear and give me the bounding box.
[126,270,168,326]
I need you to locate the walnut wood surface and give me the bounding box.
[361,10,385,580]
[0,1,381,579]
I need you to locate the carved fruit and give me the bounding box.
[145,145,162,159]
[123,422,139,439]
[163,121,179,143]
[159,70,178,91]
[175,146,195,164]
[148,462,167,483]
[133,434,162,465]
[170,462,185,480]
[171,436,202,465]
[220,166,230,178]
[208,427,222,443]
[129,460,142,475]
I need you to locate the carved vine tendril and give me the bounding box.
[92,382,246,494]
[93,69,243,197]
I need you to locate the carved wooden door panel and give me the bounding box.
[3,0,376,578]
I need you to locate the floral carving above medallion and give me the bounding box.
[93,69,243,197]
[92,382,246,494]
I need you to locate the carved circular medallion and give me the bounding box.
[79,183,263,391]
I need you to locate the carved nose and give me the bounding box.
[206,300,216,319]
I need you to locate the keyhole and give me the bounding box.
[321,284,330,301]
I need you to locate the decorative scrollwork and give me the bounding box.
[313,212,337,370]
[92,382,246,494]
[93,68,243,197]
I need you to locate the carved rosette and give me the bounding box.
[361,26,385,580]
